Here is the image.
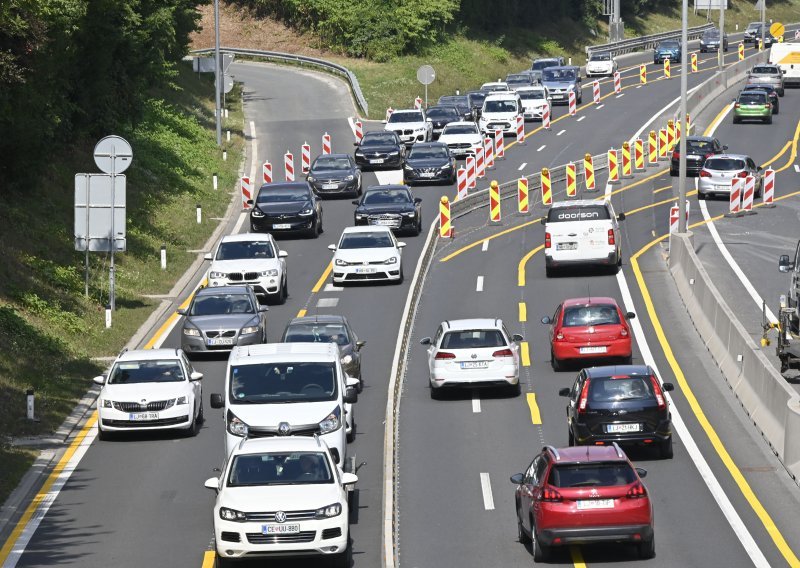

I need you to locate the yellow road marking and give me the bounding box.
[311,261,333,293]
[440,218,541,263]
[704,102,734,136]
[570,545,587,567]
[297,309,307,317]
[144,278,207,349]
[764,140,792,168]
[652,183,675,195]
[518,245,544,287]
[520,341,531,367]
[518,302,527,322]
[201,551,216,568]
[526,393,542,424]
[0,413,98,562]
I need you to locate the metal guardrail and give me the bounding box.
[587,23,715,57]
[191,47,369,116]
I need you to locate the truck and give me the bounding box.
[768,42,800,87]
[764,240,800,373]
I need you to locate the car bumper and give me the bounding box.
[99,407,192,432]
[697,178,735,197]
[181,330,263,354]
[539,524,653,546]
[548,92,571,105]
[573,420,672,446]
[430,367,519,389]
[354,215,418,232]
[404,168,454,184]
[523,107,546,120]
[208,277,282,297]
[480,122,515,134]
[545,250,619,267]
[309,179,358,196]
[332,262,402,283]
[670,159,704,176]
[654,53,679,62]
[734,109,770,120]
[215,517,348,561]
[354,154,404,169]
[250,216,316,233]
[552,340,631,361]
[444,144,477,157]
[585,67,612,76]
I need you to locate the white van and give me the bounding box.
[542,199,625,277]
[768,42,800,87]
[478,92,522,135]
[210,343,359,464]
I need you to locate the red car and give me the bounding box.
[511,444,654,561]
[541,297,634,371]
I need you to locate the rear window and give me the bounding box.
[441,330,506,349]
[549,463,637,488]
[738,92,767,104]
[562,305,620,327]
[686,140,715,153]
[547,205,610,223]
[751,66,777,74]
[519,90,546,100]
[704,158,745,171]
[588,376,655,403]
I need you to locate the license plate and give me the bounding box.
[552,94,564,100]
[273,223,291,229]
[354,267,376,273]
[557,242,578,250]
[322,183,338,190]
[577,499,614,510]
[262,524,300,535]
[460,361,489,369]
[374,220,397,226]
[208,338,235,346]
[128,412,159,421]
[420,172,436,178]
[370,158,385,164]
[607,423,641,433]
[579,346,607,354]
[715,185,729,191]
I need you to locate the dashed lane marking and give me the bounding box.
[480,473,495,510]
[518,302,527,322]
[476,276,484,292]
[526,393,542,425]
[472,392,481,413]
[520,342,531,367]
[518,163,527,171]
[316,298,339,308]
[481,240,489,252]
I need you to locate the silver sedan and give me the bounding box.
[697,154,763,200]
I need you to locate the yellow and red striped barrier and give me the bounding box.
[489,180,501,222]
[439,196,452,238]
[518,177,529,214]
[584,153,595,191]
[566,162,577,198]
[541,168,552,206]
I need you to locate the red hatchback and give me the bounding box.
[542,297,634,371]
[511,444,654,561]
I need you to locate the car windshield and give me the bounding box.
[190,294,255,316]
[482,83,507,91]
[685,140,715,153]
[484,100,518,113]
[547,205,611,222]
[751,66,777,74]
[519,90,546,100]
[442,124,479,135]
[549,463,637,488]
[284,323,350,346]
[216,240,274,260]
[426,107,458,119]
[363,132,397,144]
[588,375,655,403]
[441,329,506,349]
[362,189,411,205]
[257,188,310,203]
[507,75,531,84]
[339,231,394,249]
[703,30,720,39]
[660,41,679,49]
[704,158,746,171]
[409,146,450,159]
[228,452,333,486]
[747,23,761,31]
[590,53,611,61]
[312,157,351,171]
[562,305,621,327]
[388,111,423,124]
[542,69,576,82]
[468,92,487,106]
[532,59,559,71]
[108,360,184,384]
[230,362,337,403]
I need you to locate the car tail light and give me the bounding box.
[737,171,748,178]
[492,348,514,358]
[699,170,711,178]
[435,351,456,360]
[620,327,628,337]
[544,232,551,249]
[650,375,666,410]
[671,151,679,160]
[734,103,741,108]
[555,331,564,340]
[607,228,615,246]
[627,482,648,499]
[578,378,591,414]
[766,103,771,110]
[540,487,563,502]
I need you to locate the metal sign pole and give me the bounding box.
[110,145,116,313]
[85,178,90,297]
[719,2,725,72]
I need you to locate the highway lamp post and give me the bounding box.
[214,0,222,147]
[761,0,766,48]
[678,0,689,233]
[718,1,725,72]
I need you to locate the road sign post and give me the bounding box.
[416,65,435,109]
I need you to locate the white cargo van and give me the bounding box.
[542,199,625,277]
[478,92,522,135]
[768,42,800,87]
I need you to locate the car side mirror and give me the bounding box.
[414,197,423,204]
[352,200,360,205]
[779,254,793,272]
[541,316,552,325]
[342,472,358,486]
[397,242,407,248]
[635,467,648,478]
[177,308,187,316]
[722,145,728,150]
[190,371,204,381]
[381,120,387,124]
[210,393,225,409]
[510,473,524,485]
[353,142,359,146]
[662,382,675,392]
[346,376,360,389]
[246,199,254,206]
[328,244,337,251]
[204,477,220,490]
[617,212,626,221]
[426,118,432,122]
[558,388,571,397]
[626,312,636,320]
[92,375,106,386]
[278,250,288,258]
[512,333,524,342]
[258,305,269,312]
[540,218,546,225]
[420,337,432,345]
[343,387,358,404]
[204,253,213,261]
[356,340,366,350]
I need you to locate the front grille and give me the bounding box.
[244,510,317,522]
[403,129,414,135]
[368,214,401,228]
[322,527,342,540]
[447,143,472,150]
[102,416,189,427]
[487,122,510,130]
[226,272,260,282]
[247,424,320,438]
[246,531,316,544]
[221,532,241,542]
[205,330,236,339]
[344,272,389,280]
[113,400,174,412]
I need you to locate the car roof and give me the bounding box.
[117,348,183,362]
[392,108,423,114]
[515,86,546,93]
[410,142,448,149]
[584,364,652,379]
[441,318,504,331]
[550,198,609,209]
[685,136,715,142]
[220,233,275,243]
[364,184,410,192]
[196,284,252,296]
[546,445,628,464]
[705,153,749,161]
[543,65,579,71]
[484,92,518,101]
[442,121,479,128]
[288,314,347,326]
[427,105,459,112]
[258,181,310,192]
[562,296,619,308]
[534,57,561,62]
[341,225,394,234]
[229,342,339,364]
[232,436,331,456]
[314,153,351,160]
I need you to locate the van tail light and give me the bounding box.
[627,482,648,499]
[578,378,591,414]
[435,351,456,360]
[607,228,615,246]
[492,348,514,358]
[737,171,748,178]
[545,232,551,249]
[540,487,563,502]
[650,375,666,410]
[671,150,679,160]
[699,170,711,178]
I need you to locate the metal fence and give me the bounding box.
[586,23,715,57]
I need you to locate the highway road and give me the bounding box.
[3,34,800,568]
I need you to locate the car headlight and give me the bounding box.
[384,256,397,265]
[183,327,201,337]
[341,354,353,365]
[314,503,342,519]
[403,211,416,217]
[219,507,247,522]
[319,406,342,433]
[403,163,413,170]
[259,269,279,277]
[176,396,188,405]
[355,150,364,156]
[209,271,225,279]
[441,163,453,171]
[251,208,265,218]
[102,399,112,408]
[307,175,316,182]
[335,258,348,266]
[355,213,366,219]
[241,325,259,335]
[388,150,400,155]
[414,126,426,132]
[479,116,487,123]
[299,207,314,216]
[227,411,249,437]
[344,175,354,181]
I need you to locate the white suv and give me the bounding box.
[205,233,288,304]
[210,343,359,464]
[205,436,357,567]
[384,109,432,145]
[542,199,625,277]
[479,92,522,135]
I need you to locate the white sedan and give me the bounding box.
[437,121,483,158]
[329,226,405,284]
[518,86,552,121]
[586,52,618,77]
[94,348,203,439]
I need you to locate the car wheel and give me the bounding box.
[773,104,779,115]
[568,428,575,446]
[197,400,205,424]
[660,436,674,459]
[550,348,563,372]
[545,265,555,278]
[516,506,531,544]
[333,543,352,568]
[97,423,112,441]
[279,277,288,304]
[430,384,441,400]
[733,116,740,124]
[186,414,200,437]
[347,418,356,444]
[357,373,364,394]
[532,526,550,562]
[779,89,785,98]
[318,213,324,235]
[697,191,706,200]
[396,267,404,285]
[766,115,773,125]
[508,382,521,397]
[638,535,656,559]
[413,218,422,236]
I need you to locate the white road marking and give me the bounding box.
[577,116,586,122]
[476,276,484,292]
[518,163,527,171]
[472,391,481,413]
[556,129,566,136]
[537,145,546,152]
[636,85,643,89]
[374,169,404,185]
[316,298,339,308]
[628,85,701,144]
[324,283,344,292]
[480,473,495,510]
[596,104,605,109]
[233,211,247,235]
[794,164,799,173]
[616,93,625,98]
[481,240,489,252]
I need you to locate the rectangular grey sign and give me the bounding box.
[74,173,127,252]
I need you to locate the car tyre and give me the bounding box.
[197,400,205,424]
[430,385,441,400]
[396,267,404,285]
[413,218,422,236]
[621,355,633,365]
[779,88,784,98]
[516,507,531,544]
[333,543,352,568]
[638,535,656,559]
[532,527,550,563]
[186,413,200,437]
[347,418,356,444]
[508,382,521,397]
[550,348,563,372]
[765,115,773,125]
[660,436,674,459]
[568,428,575,446]
[356,373,364,394]
[97,423,112,441]
[697,191,706,200]
[733,116,740,124]
[279,276,288,304]
[545,265,555,278]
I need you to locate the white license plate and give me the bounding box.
[557,242,578,250]
[552,94,565,99]
[577,499,614,510]
[420,172,436,178]
[370,158,385,164]
[607,423,641,433]
[354,267,376,273]
[579,346,607,354]
[128,412,159,421]
[374,220,397,226]
[322,183,338,190]
[208,338,235,346]
[273,223,291,229]
[262,523,300,535]
[715,185,729,191]
[460,361,489,369]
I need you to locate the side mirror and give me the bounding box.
[420,337,432,346]
[779,254,793,272]
[278,250,288,258]
[210,393,225,409]
[722,145,728,150]
[397,242,407,248]
[204,253,213,261]
[352,200,360,205]
[662,382,675,392]
[330,448,341,464]
[177,308,187,316]
[510,473,524,485]
[541,316,552,325]
[92,375,106,386]
[356,340,366,350]
[341,472,358,486]
[204,477,220,490]
[343,387,358,404]
[346,376,360,389]
[258,305,269,312]
[512,333,524,342]
[558,387,571,397]
[635,467,648,478]
[626,312,636,320]
[540,217,546,225]
[328,244,337,251]
[414,197,423,204]
[617,212,626,221]
[381,120,387,124]
[246,199,254,206]
[353,142,359,146]
[190,371,204,381]
[426,118,433,122]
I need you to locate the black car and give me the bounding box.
[670,135,726,176]
[425,106,461,139]
[402,142,456,186]
[506,73,536,89]
[353,184,423,235]
[558,365,675,458]
[307,153,362,198]
[437,95,472,120]
[699,28,728,52]
[354,130,406,170]
[249,182,323,238]
[742,84,780,114]
[281,314,366,390]
[467,90,488,120]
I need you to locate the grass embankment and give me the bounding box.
[0,64,245,504]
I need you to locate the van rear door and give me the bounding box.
[547,204,613,261]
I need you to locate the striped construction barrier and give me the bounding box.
[743,175,755,212]
[640,64,647,84]
[648,130,658,166]
[456,167,468,200]
[727,178,742,216]
[667,120,675,150]
[439,196,452,238]
[414,97,422,110]
[593,80,600,104]
[664,58,671,79]
[634,138,644,170]
[658,128,669,160]
[284,151,295,181]
[516,115,526,143]
[541,167,552,206]
[543,102,551,129]
[301,142,311,174]
[518,177,529,214]
[354,120,363,143]
[322,132,331,155]
[566,162,577,198]
[691,53,698,73]
[476,145,486,179]
[738,42,745,61]
[608,148,620,184]
[241,176,252,209]
[489,180,501,222]
[484,137,495,170]
[494,129,505,159]
[669,201,690,233]
[763,168,775,205]
[584,153,595,191]
[622,141,632,178]
[262,161,272,184]
[466,155,477,189]
[568,91,577,116]
[614,71,621,94]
